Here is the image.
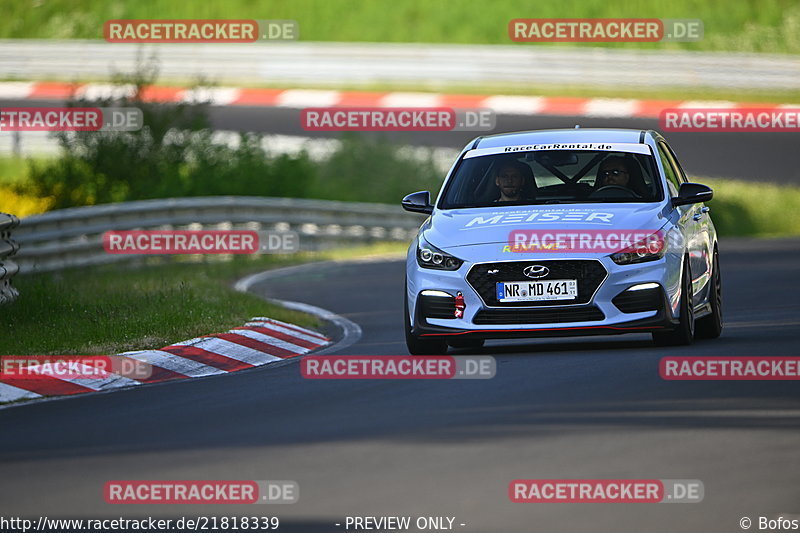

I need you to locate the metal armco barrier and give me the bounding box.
[13,196,427,273]
[0,212,20,303]
[0,40,797,90]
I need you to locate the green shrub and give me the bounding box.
[21,63,443,208]
[312,134,442,203]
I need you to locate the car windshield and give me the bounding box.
[439,149,663,209]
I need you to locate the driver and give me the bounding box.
[597,156,632,189]
[494,161,534,202]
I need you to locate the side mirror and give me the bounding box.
[401,191,434,215]
[672,183,713,207]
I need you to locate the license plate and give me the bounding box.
[496,280,578,302]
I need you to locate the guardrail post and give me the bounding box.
[12,131,21,157]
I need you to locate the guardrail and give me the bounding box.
[0,212,20,303]
[13,196,426,274]
[0,40,798,90]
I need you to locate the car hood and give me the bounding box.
[424,203,667,250]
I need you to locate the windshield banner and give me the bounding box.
[464,142,652,159]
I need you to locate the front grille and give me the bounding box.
[473,306,605,325]
[419,294,455,320]
[612,287,663,313]
[466,260,607,307]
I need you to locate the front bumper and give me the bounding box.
[407,253,680,340]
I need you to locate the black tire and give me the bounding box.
[652,256,695,346]
[695,248,723,339]
[404,287,448,355]
[447,338,485,350]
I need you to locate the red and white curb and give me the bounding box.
[0,81,793,119]
[0,317,330,403]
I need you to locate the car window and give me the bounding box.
[439,149,662,209]
[657,142,681,197]
[661,141,688,182]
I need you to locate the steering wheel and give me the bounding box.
[589,185,641,199]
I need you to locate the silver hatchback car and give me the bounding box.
[402,128,722,354]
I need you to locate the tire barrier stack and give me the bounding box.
[0,212,20,304]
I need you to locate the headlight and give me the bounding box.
[610,232,666,265]
[417,236,463,270]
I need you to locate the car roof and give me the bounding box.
[472,128,647,149]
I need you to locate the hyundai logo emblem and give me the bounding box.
[523,265,549,279]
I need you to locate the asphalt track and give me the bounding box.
[207,107,798,184]
[1,97,797,184]
[0,237,798,532]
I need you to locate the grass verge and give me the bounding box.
[3,0,800,54]
[0,242,407,356]
[700,177,800,238]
